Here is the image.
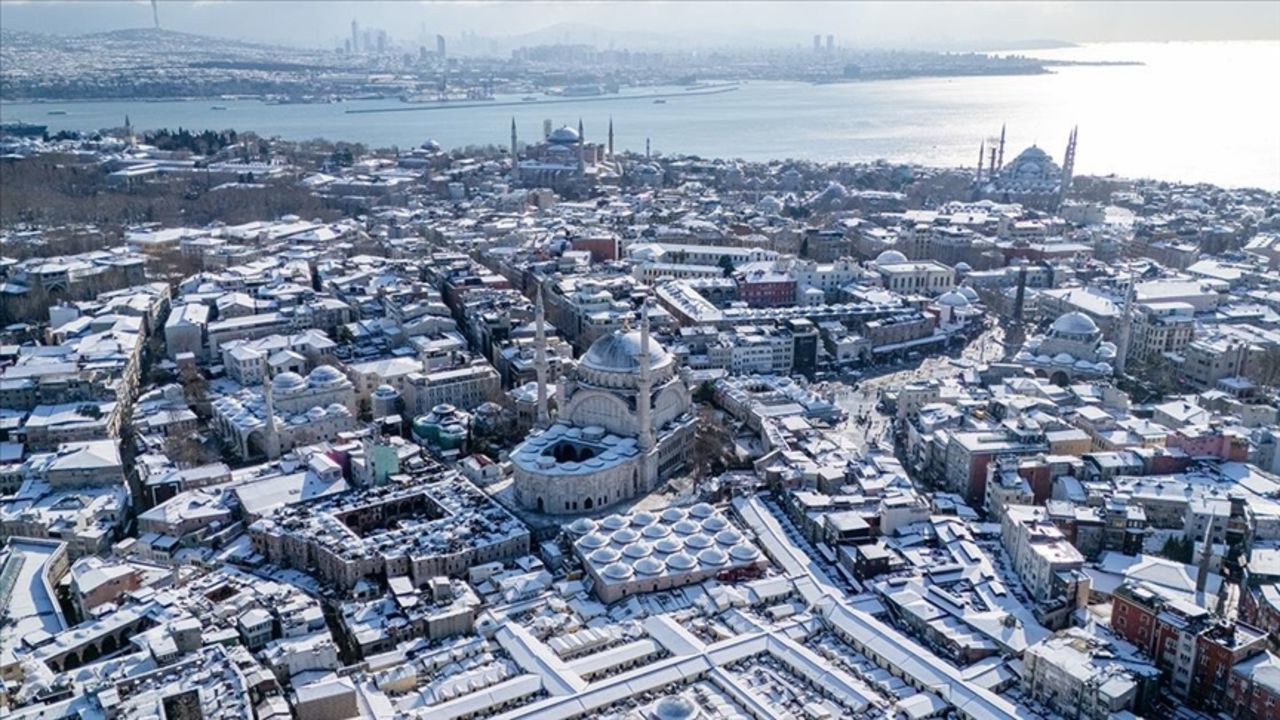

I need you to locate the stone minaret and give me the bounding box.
[509,117,519,182]
[1115,275,1136,374]
[576,118,586,178]
[607,116,614,159]
[534,285,550,429]
[262,376,281,461]
[637,301,654,451]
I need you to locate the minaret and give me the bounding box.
[637,301,655,451]
[607,117,614,159]
[976,139,985,182]
[645,137,651,161]
[509,117,519,182]
[997,123,1007,171]
[576,118,586,178]
[1114,273,1136,374]
[534,285,550,429]
[262,376,281,461]
[1059,125,1078,209]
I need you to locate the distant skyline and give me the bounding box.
[1,1,1277,50]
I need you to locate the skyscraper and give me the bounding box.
[351,19,359,53]
[813,34,822,53]
[826,35,834,52]
[436,34,447,58]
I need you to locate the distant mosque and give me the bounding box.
[974,124,1078,210]
[510,292,695,516]
[509,118,622,196]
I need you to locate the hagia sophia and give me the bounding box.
[509,118,622,195]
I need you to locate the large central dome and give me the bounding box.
[580,330,672,374]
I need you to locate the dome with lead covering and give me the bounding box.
[611,528,640,546]
[580,331,673,375]
[666,553,697,571]
[701,516,728,532]
[635,557,665,576]
[590,547,621,564]
[308,365,347,387]
[875,250,909,265]
[673,520,700,536]
[600,514,628,531]
[1051,312,1099,337]
[660,507,687,523]
[271,371,306,394]
[689,503,715,519]
[698,548,729,566]
[654,537,683,554]
[642,524,672,539]
[936,290,970,308]
[715,529,743,546]
[730,544,761,562]
[548,125,580,144]
[579,533,609,550]
[622,542,653,559]
[568,518,597,536]
[685,533,714,550]
[603,562,634,580]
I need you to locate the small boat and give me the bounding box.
[210,105,228,111]
[652,99,667,104]
[521,96,538,102]
[46,110,68,115]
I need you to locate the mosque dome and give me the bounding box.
[548,126,580,144]
[936,290,970,308]
[580,330,673,375]
[1051,312,1100,337]
[955,262,973,274]
[420,139,441,152]
[271,371,306,394]
[308,365,347,387]
[958,286,980,302]
[875,250,909,266]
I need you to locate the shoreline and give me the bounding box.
[344,86,741,115]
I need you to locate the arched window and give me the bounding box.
[584,497,594,510]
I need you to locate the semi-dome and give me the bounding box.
[547,125,580,144]
[1051,311,1099,336]
[271,371,306,393]
[875,250,909,266]
[580,330,672,375]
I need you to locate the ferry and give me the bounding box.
[521,96,538,102]
[652,99,667,104]
[46,110,68,116]
[210,105,228,111]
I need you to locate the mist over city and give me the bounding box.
[2,3,1280,720]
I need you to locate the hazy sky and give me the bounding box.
[1,1,1277,50]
